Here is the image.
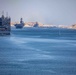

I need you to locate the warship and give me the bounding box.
[14,18,24,29]
[33,22,39,27]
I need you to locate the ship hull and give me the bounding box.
[15,26,23,29]
[0,31,10,35]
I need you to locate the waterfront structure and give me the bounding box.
[14,18,24,29]
[0,13,11,35]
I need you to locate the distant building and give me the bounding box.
[0,13,11,35]
[70,24,76,29]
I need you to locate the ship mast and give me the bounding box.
[2,11,4,19]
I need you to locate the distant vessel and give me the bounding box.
[0,13,11,35]
[14,18,24,29]
[34,22,39,27]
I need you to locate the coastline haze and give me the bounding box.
[0,0,76,25]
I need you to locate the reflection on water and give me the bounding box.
[0,28,76,75]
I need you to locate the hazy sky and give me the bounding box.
[0,0,76,25]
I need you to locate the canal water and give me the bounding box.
[0,27,76,75]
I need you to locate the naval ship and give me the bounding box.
[14,18,24,29]
[0,13,11,35]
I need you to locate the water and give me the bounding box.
[0,27,76,75]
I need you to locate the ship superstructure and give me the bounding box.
[14,18,24,29]
[0,13,11,35]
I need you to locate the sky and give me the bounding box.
[0,0,76,25]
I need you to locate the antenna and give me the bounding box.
[6,12,8,17]
[2,11,4,16]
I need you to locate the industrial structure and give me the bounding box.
[0,12,11,35]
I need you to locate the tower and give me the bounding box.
[20,18,23,24]
[6,12,8,18]
[1,11,4,19]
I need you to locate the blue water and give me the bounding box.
[0,27,76,75]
